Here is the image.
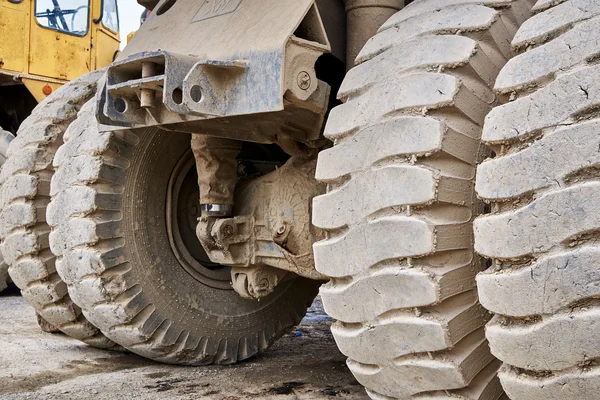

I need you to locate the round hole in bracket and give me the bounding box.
[156,0,177,16]
[190,85,203,103]
[172,87,183,105]
[114,98,127,113]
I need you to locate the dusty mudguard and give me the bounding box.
[475,1,600,398]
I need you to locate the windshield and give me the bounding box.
[35,0,90,36]
[102,0,119,33]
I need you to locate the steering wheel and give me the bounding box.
[70,5,89,32]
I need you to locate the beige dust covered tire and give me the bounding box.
[475,1,600,399]
[313,0,534,398]
[47,101,321,365]
[0,71,114,347]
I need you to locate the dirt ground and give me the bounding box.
[0,286,368,400]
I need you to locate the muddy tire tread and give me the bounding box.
[48,107,317,365]
[313,0,534,398]
[475,1,600,398]
[0,71,113,347]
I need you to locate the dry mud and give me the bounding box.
[0,289,366,400]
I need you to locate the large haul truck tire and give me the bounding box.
[47,102,320,365]
[0,128,14,293]
[475,1,600,399]
[0,71,114,347]
[312,0,533,398]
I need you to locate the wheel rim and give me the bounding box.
[166,148,232,290]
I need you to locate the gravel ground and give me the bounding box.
[0,287,367,400]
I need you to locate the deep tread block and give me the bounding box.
[411,360,504,400]
[498,18,600,90]
[314,217,435,277]
[500,364,600,400]
[382,0,514,30]
[321,262,478,323]
[358,5,502,64]
[341,35,490,99]
[487,310,600,371]
[313,166,438,229]
[478,248,600,316]
[486,65,600,142]
[475,183,600,259]
[325,72,489,139]
[332,291,488,363]
[316,117,444,181]
[348,329,493,399]
[514,0,600,48]
[477,120,600,200]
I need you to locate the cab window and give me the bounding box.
[35,0,90,36]
[102,0,119,33]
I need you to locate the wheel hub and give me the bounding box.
[166,149,231,289]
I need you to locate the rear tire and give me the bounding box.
[0,72,113,347]
[475,1,600,399]
[48,105,320,365]
[312,0,534,398]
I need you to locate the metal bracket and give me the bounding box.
[195,157,327,295]
[97,0,332,146]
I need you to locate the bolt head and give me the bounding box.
[221,224,235,238]
[297,71,311,90]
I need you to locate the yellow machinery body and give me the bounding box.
[0,0,120,132]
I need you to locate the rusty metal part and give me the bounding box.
[191,134,241,216]
[97,0,332,147]
[231,265,289,299]
[196,157,327,296]
[344,0,404,67]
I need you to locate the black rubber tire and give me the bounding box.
[475,1,600,398]
[0,72,113,347]
[312,0,534,398]
[48,102,320,365]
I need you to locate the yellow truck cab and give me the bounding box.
[0,0,120,133]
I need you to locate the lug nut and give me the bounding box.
[221,224,235,238]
